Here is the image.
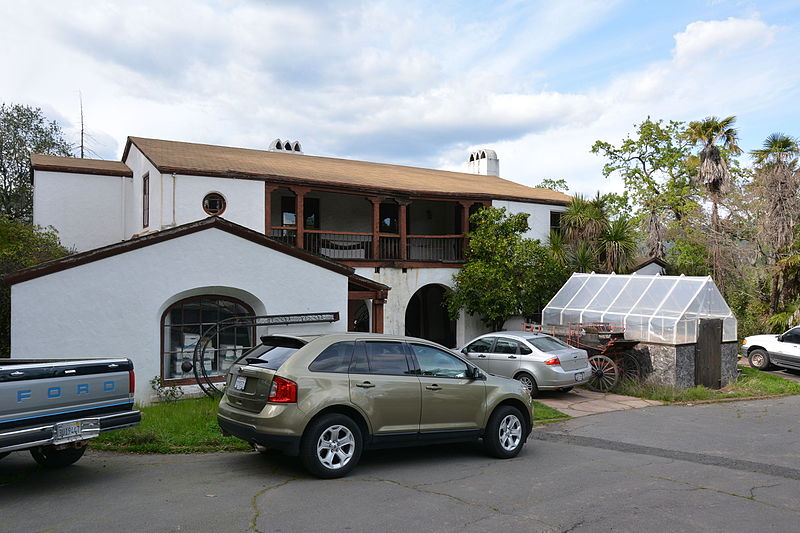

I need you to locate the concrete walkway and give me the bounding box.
[536,387,662,418]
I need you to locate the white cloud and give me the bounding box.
[672,17,776,66]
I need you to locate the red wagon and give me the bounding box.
[522,322,641,392]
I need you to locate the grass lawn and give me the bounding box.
[92,396,569,453]
[533,400,570,423]
[613,365,800,403]
[91,395,250,453]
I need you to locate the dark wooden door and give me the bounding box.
[696,319,722,389]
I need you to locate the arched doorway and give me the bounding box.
[405,284,456,347]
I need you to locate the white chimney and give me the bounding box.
[268,139,303,154]
[467,149,499,176]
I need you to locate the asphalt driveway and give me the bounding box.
[2,396,799,532]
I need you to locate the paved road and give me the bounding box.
[2,397,799,533]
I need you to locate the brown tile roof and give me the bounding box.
[125,137,570,204]
[30,154,133,177]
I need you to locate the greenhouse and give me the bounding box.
[542,273,737,345]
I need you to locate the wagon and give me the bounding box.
[522,322,640,392]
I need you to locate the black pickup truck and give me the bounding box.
[0,358,141,467]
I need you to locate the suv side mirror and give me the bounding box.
[778,334,785,342]
[467,366,484,380]
[461,348,469,355]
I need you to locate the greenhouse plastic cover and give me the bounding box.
[542,273,737,344]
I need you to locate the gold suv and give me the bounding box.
[218,333,533,478]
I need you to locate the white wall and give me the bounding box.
[492,200,566,243]
[173,174,264,232]
[11,228,349,403]
[33,170,127,252]
[123,145,161,238]
[123,145,265,236]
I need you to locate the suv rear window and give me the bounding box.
[240,336,306,370]
[308,342,354,373]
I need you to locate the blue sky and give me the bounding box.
[1,0,798,195]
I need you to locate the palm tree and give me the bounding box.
[548,228,568,267]
[751,133,800,312]
[561,194,607,245]
[569,241,597,273]
[599,217,638,273]
[685,116,742,291]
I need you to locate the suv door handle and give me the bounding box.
[507,356,517,359]
[356,382,375,388]
[425,385,442,391]
[477,354,487,358]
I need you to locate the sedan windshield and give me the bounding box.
[527,336,571,352]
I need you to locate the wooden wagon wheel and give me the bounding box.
[587,355,619,392]
[619,353,641,382]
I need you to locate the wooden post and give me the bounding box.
[369,196,383,260]
[398,199,410,260]
[291,186,310,248]
[459,200,472,257]
[264,184,278,236]
[372,294,386,333]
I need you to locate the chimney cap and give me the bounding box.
[268,139,303,154]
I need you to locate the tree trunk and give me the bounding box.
[770,269,781,314]
[710,200,724,294]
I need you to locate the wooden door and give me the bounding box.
[695,319,722,389]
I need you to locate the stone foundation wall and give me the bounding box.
[629,341,739,389]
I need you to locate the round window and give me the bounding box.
[203,193,226,216]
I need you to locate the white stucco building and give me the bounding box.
[13,137,569,402]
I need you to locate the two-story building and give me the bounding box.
[10,137,568,401]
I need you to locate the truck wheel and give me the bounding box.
[483,405,525,459]
[300,414,362,479]
[748,349,772,370]
[30,443,88,468]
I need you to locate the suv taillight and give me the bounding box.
[544,357,561,366]
[268,376,297,403]
[129,369,136,394]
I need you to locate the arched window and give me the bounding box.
[161,296,255,381]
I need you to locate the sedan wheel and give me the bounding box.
[515,373,539,397]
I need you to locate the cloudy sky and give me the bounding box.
[2,0,798,194]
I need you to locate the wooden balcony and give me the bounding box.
[271,227,465,263]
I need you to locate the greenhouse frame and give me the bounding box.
[542,273,737,345]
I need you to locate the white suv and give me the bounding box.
[742,326,800,371]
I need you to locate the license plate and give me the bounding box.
[233,376,247,391]
[574,372,584,382]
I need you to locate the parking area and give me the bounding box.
[2,396,800,533]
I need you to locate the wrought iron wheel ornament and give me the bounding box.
[189,312,339,397]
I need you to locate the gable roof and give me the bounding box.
[124,136,570,205]
[4,217,388,291]
[30,154,132,177]
[631,256,669,272]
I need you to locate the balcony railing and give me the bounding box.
[304,230,373,259]
[270,228,465,263]
[408,235,464,261]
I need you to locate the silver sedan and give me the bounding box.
[460,332,591,396]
